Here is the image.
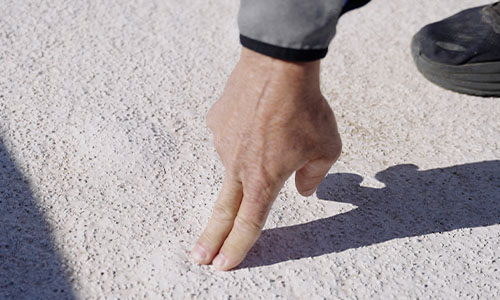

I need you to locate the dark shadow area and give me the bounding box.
[241,161,500,268]
[0,137,76,299]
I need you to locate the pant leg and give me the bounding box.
[238,0,371,61]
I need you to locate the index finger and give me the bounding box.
[211,180,284,271]
[191,174,243,265]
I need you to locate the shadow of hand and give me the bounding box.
[239,161,500,268]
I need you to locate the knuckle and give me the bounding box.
[244,179,274,203]
[211,202,235,223]
[234,215,263,234]
[325,138,342,162]
[297,166,322,180]
[224,161,240,176]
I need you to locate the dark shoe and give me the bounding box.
[411,2,500,97]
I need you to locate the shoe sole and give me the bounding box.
[411,35,500,97]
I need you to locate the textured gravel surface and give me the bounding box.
[1,0,499,299]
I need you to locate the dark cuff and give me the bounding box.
[240,35,328,62]
[340,0,372,16]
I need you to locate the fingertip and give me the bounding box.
[191,243,210,265]
[212,253,229,271]
[299,188,316,197]
[213,252,243,271]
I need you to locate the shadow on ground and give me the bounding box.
[0,137,75,299]
[241,160,500,268]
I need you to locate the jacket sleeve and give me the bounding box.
[238,0,346,61]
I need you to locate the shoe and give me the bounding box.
[411,2,500,97]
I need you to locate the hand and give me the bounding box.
[191,48,342,270]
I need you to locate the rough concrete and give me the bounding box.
[0,0,499,299]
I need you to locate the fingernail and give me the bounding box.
[212,253,226,270]
[191,244,207,263]
[304,189,315,196]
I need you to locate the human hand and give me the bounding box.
[191,48,342,271]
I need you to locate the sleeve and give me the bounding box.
[237,0,346,62]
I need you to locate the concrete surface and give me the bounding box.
[0,0,499,299]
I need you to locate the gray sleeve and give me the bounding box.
[237,0,345,61]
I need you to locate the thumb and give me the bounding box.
[295,158,334,197]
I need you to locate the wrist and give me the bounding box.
[238,47,321,91]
